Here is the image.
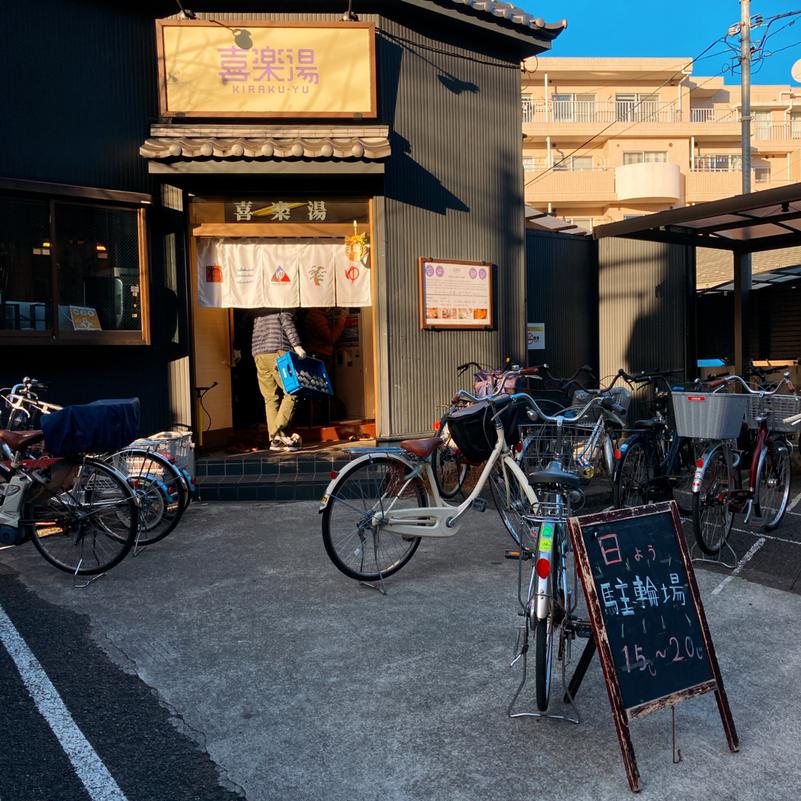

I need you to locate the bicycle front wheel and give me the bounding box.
[755,438,791,531]
[613,439,651,508]
[488,466,532,547]
[25,457,138,575]
[432,420,468,499]
[534,616,555,711]
[692,446,734,555]
[321,456,427,581]
[108,448,187,545]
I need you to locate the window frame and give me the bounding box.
[0,181,151,346]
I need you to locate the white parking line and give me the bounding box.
[787,490,801,513]
[711,537,767,596]
[0,605,129,801]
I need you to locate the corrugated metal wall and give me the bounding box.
[598,238,695,387]
[0,2,191,436]
[376,15,527,437]
[1,1,160,193]
[526,231,598,376]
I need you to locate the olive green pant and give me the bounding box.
[254,352,298,439]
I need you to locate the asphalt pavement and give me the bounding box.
[1,496,801,801]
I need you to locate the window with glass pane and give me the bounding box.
[791,112,801,139]
[55,204,141,333]
[0,197,53,332]
[572,156,594,171]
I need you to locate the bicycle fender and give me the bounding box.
[318,451,416,512]
[533,521,556,621]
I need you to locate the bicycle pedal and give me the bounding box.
[504,547,533,560]
[471,498,488,513]
[567,620,593,639]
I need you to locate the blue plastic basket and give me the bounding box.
[276,352,334,399]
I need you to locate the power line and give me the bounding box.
[524,38,728,188]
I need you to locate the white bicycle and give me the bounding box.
[319,369,620,584]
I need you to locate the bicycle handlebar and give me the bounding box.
[712,373,793,396]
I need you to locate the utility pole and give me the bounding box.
[740,0,752,193]
[734,0,752,374]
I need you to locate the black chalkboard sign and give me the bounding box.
[567,501,738,793]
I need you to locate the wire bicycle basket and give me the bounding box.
[745,393,801,432]
[518,421,605,481]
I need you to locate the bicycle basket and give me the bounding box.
[519,422,603,478]
[670,392,748,439]
[446,398,519,464]
[746,393,801,432]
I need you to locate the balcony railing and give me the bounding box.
[753,121,801,140]
[690,107,738,123]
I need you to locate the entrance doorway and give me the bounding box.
[231,305,375,446]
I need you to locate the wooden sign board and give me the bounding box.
[567,502,738,792]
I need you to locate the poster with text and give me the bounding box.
[419,259,493,329]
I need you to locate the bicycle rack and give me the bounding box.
[690,538,738,570]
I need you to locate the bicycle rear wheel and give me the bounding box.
[107,448,187,545]
[613,439,651,508]
[321,456,426,581]
[432,420,468,499]
[692,445,734,555]
[755,438,791,531]
[25,457,138,575]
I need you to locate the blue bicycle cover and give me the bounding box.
[41,398,141,456]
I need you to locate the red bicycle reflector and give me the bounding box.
[516,441,523,453]
[433,420,441,430]
[696,458,704,468]
[614,448,622,460]
[535,558,551,579]
[330,471,338,479]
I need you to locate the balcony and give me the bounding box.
[524,168,615,206]
[615,162,682,203]
[753,122,801,141]
[686,170,793,202]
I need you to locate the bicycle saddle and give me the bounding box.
[528,465,581,490]
[0,429,44,450]
[399,436,443,458]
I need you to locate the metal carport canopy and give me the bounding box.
[593,182,801,373]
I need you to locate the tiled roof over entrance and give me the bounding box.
[140,125,391,161]
[442,0,566,40]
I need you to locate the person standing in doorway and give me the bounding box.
[251,309,306,452]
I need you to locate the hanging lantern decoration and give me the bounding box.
[344,220,370,267]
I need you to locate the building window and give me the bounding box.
[552,93,596,122]
[754,166,771,183]
[523,156,536,172]
[622,151,668,165]
[0,193,148,344]
[616,93,661,122]
[791,111,801,139]
[694,154,742,172]
[568,217,594,230]
[552,155,596,171]
[521,93,534,123]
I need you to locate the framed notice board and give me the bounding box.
[418,258,494,329]
[567,502,738,792]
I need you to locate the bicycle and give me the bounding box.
[507,397,625,715]
[431,361,531,500]
[0,424,139,576]
[1,379,193,543]
[674,373,797,555]
[612,369,697,512]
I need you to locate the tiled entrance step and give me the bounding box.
[195,449,357,502]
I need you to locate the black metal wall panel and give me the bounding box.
[375,15,527,437]
[1,1,163,194]
[525,231,598,377]
[598,238,695,387]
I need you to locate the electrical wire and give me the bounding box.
[524,37,728,188]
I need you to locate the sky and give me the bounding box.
[518,1,801,85]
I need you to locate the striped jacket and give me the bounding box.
[251,310,301,357]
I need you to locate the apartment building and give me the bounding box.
[522,57,801,231]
